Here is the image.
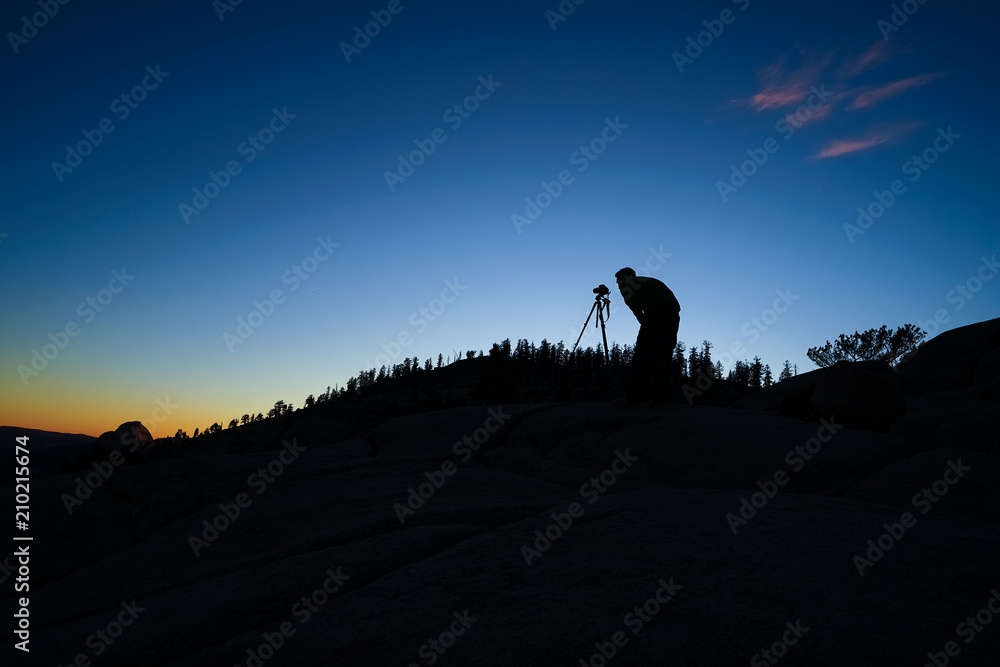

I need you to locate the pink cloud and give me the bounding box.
[839,42,893,78]
[814,137,889,158]
[813,120,922,159]
[848,72,949,110]
[746,54,831,111]
[777,94,839,129]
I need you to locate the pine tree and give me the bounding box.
[701,340,714,378]
[807,324,925,368]
[673,341,687,377]
[732,360,751,387]
[610,342,622,367]
[779,360,793,382]
[763,364,773,387]
[750,356,763,389]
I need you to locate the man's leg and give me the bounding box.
[649,313,678,405]
[628,325,652,404]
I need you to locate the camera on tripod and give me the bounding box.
[572,283,613,370]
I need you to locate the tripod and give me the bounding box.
[572,288,612,366]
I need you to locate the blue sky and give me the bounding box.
[2,0,997,436]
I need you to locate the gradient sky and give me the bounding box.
[2,0,997,437]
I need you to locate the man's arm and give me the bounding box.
[624,295,644,324]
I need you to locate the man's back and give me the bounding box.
[621,275,680,317]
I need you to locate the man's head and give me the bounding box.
[615,267,637,290]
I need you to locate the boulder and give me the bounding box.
[975,347,1000,386]
[98,420,154,449]
[70,421,154,470]
[728,365,838,417]
[807,360,906,431]
[895,317,1000,393]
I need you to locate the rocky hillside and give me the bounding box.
[6,318,999,666]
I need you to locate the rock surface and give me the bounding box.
[806,360,906,431]
[895,316,1000,393]
[8,319,1000,665]
[8,397,1000,666]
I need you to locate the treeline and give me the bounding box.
[172,337,794,440]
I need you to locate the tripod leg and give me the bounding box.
[598,304,615,397]
[599,306,610,365]
[572,301,599,354]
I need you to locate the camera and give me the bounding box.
[593,284,610,296]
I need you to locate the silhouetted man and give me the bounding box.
[615,267,680,406]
